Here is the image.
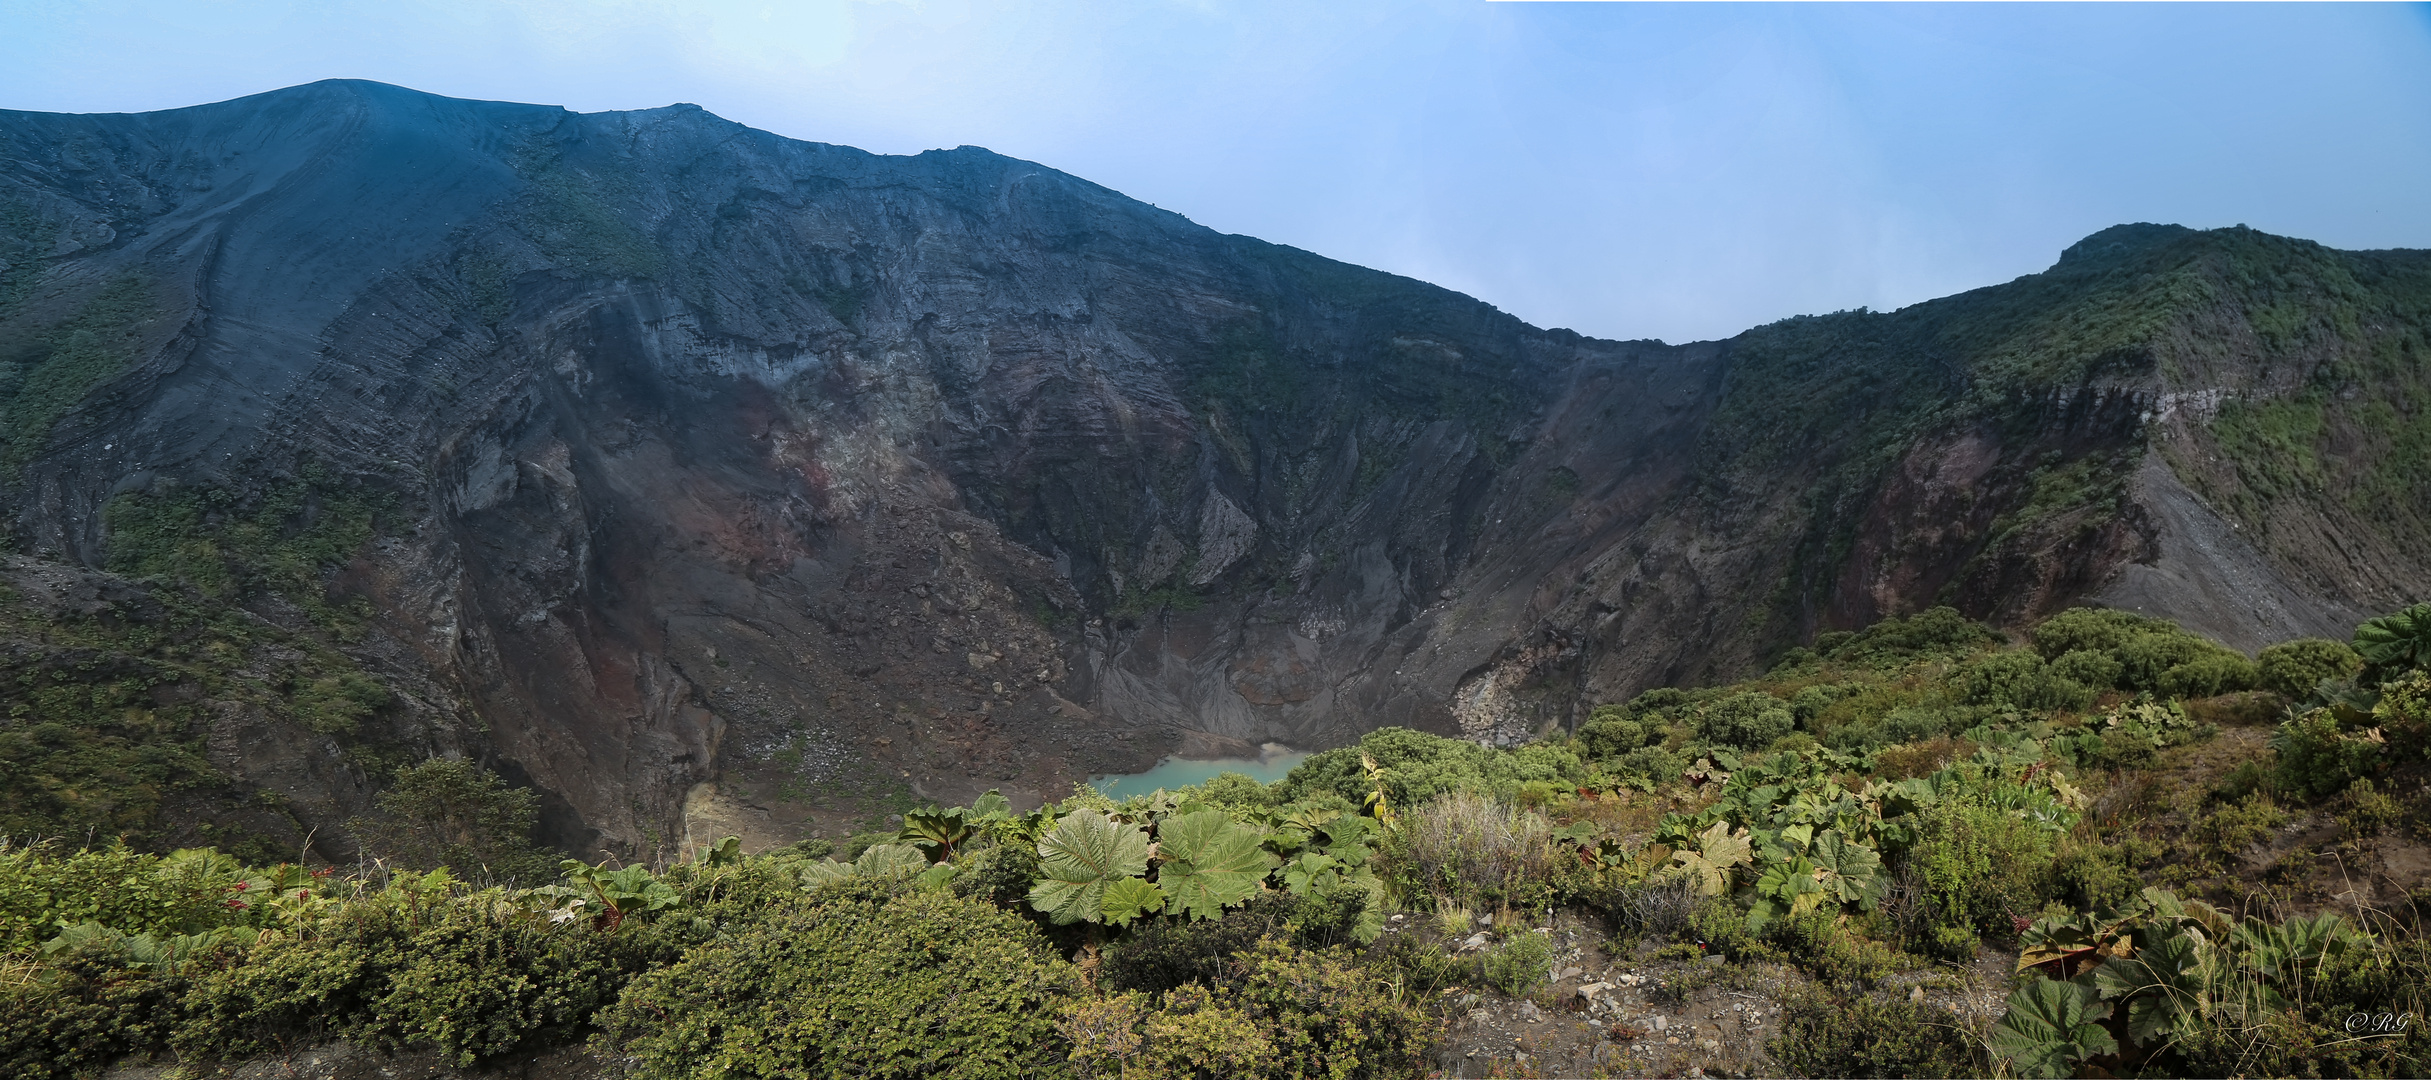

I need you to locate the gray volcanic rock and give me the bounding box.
[2,82,2421,859]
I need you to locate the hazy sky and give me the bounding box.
[5,1,2429,343]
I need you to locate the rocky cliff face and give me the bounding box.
[2,82,2424,859]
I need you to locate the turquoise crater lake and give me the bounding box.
[1090,743,1310,799]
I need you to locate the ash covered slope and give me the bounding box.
[0,81,2423,860]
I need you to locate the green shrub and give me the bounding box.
[1905,799,2055,946]
[1767,987,1982,1078]
[177,886,675,1065]
[1576,714,1655,760]
[2257,637,2364,700]
[2034,609,2252,695]
[0,968,189,1079]
[952,840,1045,913]
[0,845,256,954]
[2184,792,2288,873]
[1277,727,1582,807]
[1825,705,1995,754]
[2273,708,2382,801]
[348,761,558,886]
[1696,691,1796,749]
[2155,653,2258,699]
[1064,937,1436,1080]
[290,671,388,735]
[2050,835,2147,911]
[1606,745,1687,788]
[1477,931,1553,996]
[1789,683,1847,722]
[1958,650,2096,712]
[1822,607,1999,664]
[1763,911,1906,987]
[2033,608,2158,660]
[2049,648,2124,691]
[1688,897,1778,965]
[599,883,1080,1079]
[1102,892,1297,995]
[2086,726,2158,770]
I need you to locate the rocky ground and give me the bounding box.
[1396,910,2012,1080]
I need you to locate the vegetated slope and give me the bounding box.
[0,81,2423,864]
[6,604,2429,1080]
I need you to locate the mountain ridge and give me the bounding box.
[1,80,2423,861]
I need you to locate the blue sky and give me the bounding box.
[5,1,2428,343]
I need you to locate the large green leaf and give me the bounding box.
[1099,877,1165,927]
[1028,810,1151,925]
[2092,929,2214,1049]
[1665,819,1752,896]
[900,808,974,862]
[1990,977,2117,1080]
[2355,603,2431,678]
[1155,809,1278,920]
[1280,852,1340,896]
[1812,830,1883,908]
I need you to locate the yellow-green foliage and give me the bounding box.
[1276,726,1583,808]
[1060,936,1436,1080]
[2257,637,2363,700]
[0,650,220,844]
[2031,607,2256,696]
[176,885,675,1065]
[0,845,259,954]
[599,881,1080,1079]
[1907,797,2058,954]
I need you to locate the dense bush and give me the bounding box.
[2048,647,2124,690]
[0,844,258,953]
[1767,988,1983,1078]
[1902,798,2056,953]
[1103,891,1299,994]
[2257,637,2364,699]
[599,882,1080,1079]
[1958,650,2096,712]
[1063,937,1435,1080]
[348,761,559,887]
[2034,608,2255,695]
[1818,606,2000,663]
[1276,727,1581,807]
[1695,691,1796,749]
[1575,711,1658,760]
[2274,707,2384,801]
[178,884,679,1064]
[0,962,193,1079]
